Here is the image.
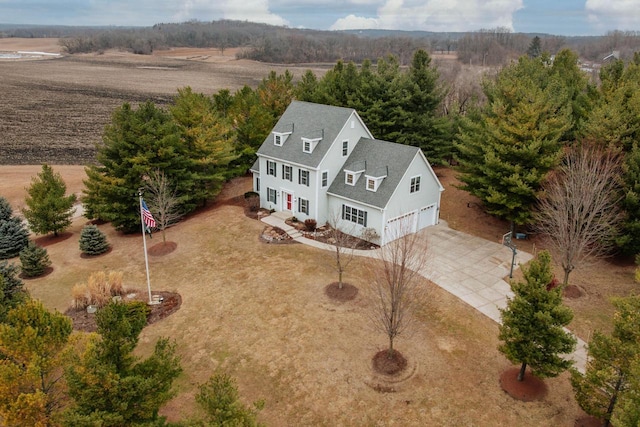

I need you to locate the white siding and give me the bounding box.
[327,196,383,245]
[315,112,372,225]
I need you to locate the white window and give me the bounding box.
[321,171,328,188]
[298,198,309,215]
[267,187,277,203]
[255,177,260,192]
[299,169,309,186]
[345,172,354,185]
[283,165,292,181]
[342,140,348,156]
[303,140,311,153]
[367,178,376,191]
[267,160,276,177]
[342,205,367,226]
[410,176,421,193]
[274,134,283,146]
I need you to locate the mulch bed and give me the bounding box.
[564,284,585,299]
[574,415,608,427]
[499,367,548,401]
[372,349,408,376]
[324,282,359,301]
[64,290,182,332]
[148,241,177,256]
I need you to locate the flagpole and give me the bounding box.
[139,189,154,304]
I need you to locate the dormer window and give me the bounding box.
[344,162,366,186]
[273,131,291,146]
[346,172,355,185]
[302,137,321,153]
[365,170,386,192]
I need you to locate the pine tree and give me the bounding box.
[83,101,190,232]
[0,217,29,260]
[499,251,577,381]
[0,197,12,222]
[19,241,52,278]
[618,143,640,256]
[0,262,28,323]
[0,299,73,425]
[78,225,109,256]
[63,301,182,425]
[170,87,236,206]
[22,164,77,237]
[571,296,640,427]
[196,372,263,426]
[455,56,571,228]
[527,36,542,58]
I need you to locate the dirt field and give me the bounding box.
[0,38,327,165]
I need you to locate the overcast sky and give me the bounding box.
[1,0,639,36]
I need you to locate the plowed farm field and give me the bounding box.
[0,38,325,165]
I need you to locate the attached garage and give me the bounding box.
[385,203,438,244]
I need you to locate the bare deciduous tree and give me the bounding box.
[144,169,184,243]
[536,145,623,286]
[327,213,358,291]
[366,221,429,360]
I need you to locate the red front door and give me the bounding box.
[286,193,293,211]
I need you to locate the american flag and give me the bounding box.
[141,199,156,228]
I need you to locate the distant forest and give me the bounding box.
[2,20,640,65]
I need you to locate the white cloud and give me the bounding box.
[585,0,640,32]
[171,0,288,26]
[330,0,524,32]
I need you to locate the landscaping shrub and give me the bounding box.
[304,219,317,232]
[72,270,126,310]
[79,224,110,256]
[19,241,51,277]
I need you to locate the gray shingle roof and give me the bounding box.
[327,138,421,209]
[256,101,358,168]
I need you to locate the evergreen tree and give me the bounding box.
[0,217,29,260]
[0,196,29,260]
[83,101,191,232]
[618,143,640,255]
[612,357,640,427]
[0,197,12,222]
[0,261,26,322]
[22,164,77,237]
[63,301,182,426]
[455,55,571,228]
[526,36,542,58]
[228,85,274,175]
[0,299,73,426]
[170,87,236,206]
[19,241,52,278]
[195,372,263,426]
[78,224,110,256]
[571,296,640,427]
[499,251,577,381]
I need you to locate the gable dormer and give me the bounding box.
[273,123,294,146]
[365,166,388,192]
[273,131,292,146]
[301,128,323,154]
[344,161,366,186]
[302,137,322,154]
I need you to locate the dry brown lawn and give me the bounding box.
[0,166,596,426]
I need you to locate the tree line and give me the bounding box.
[6,19,638,65]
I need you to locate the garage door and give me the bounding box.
[385,211,417,242]
[418,204,437,230]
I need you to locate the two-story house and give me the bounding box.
[250,101,443,246]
